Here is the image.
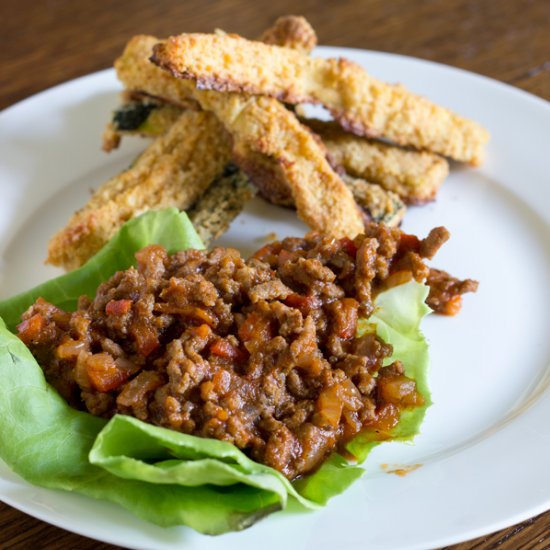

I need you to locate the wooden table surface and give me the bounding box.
[1,0,548,548]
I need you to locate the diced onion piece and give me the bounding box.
[399,233,421,253]
[130,319,159,357]
[384,270,413,289]
[370,403,400,434]
[378,374,423,407]
[313,385,343,429]
[339,379,363,411]
[56,338,87,360]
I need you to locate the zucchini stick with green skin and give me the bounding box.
[187,167,257,247]
[303,119,449,205]
[104,101,444,205]
[104,101,406,227]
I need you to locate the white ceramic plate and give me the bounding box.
[0,47,549,550]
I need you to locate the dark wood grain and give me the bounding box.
[0,0,548,548]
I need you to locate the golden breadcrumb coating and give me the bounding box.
[230,137,405,227]
[105,14,316,152]
[259,15,317,53]
[151,33,489,165]
[116,36,365,239]
[195,92,365,238]
[104,101,446,205]
[47,110,231,270]
[105,99,406,226]
[304,119,449,204]
[115,36,198,108]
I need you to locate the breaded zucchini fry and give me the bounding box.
[115,36,198,108]
[106,101,447,205]
[113,13,318,114]
[116,36,364,239]
[196,92,365,238]
[231,139,405,227]
[102,96,186,152]
[151,33,489,164]
[188,167,256,246]
[304,119,449,204]
[104,100,405,225]
[106,16,317,152]
[47,110,231,270]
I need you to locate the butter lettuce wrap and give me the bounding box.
[0,208,431,534]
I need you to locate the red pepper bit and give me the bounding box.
[210,339,239,359]
[105,299,133,316]
[340,237,358,257]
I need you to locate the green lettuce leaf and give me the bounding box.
[0,318,288,533]
[0,209,432,533]
[367,281,432,439]
[0,208,203,332]
[90,415,316,510]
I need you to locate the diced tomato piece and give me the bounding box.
[340,237,358,257]
[210,339,240,359]
[284,293,307,309]
[191,323,211,339]
[277,249,298,267]
[284,293,319,314]
[86,353,132,392]
[238,312,273,343]
[105,299,132,316]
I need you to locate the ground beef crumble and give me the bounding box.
[17,224,476,480]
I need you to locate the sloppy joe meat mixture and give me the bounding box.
[18,224,477,480]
